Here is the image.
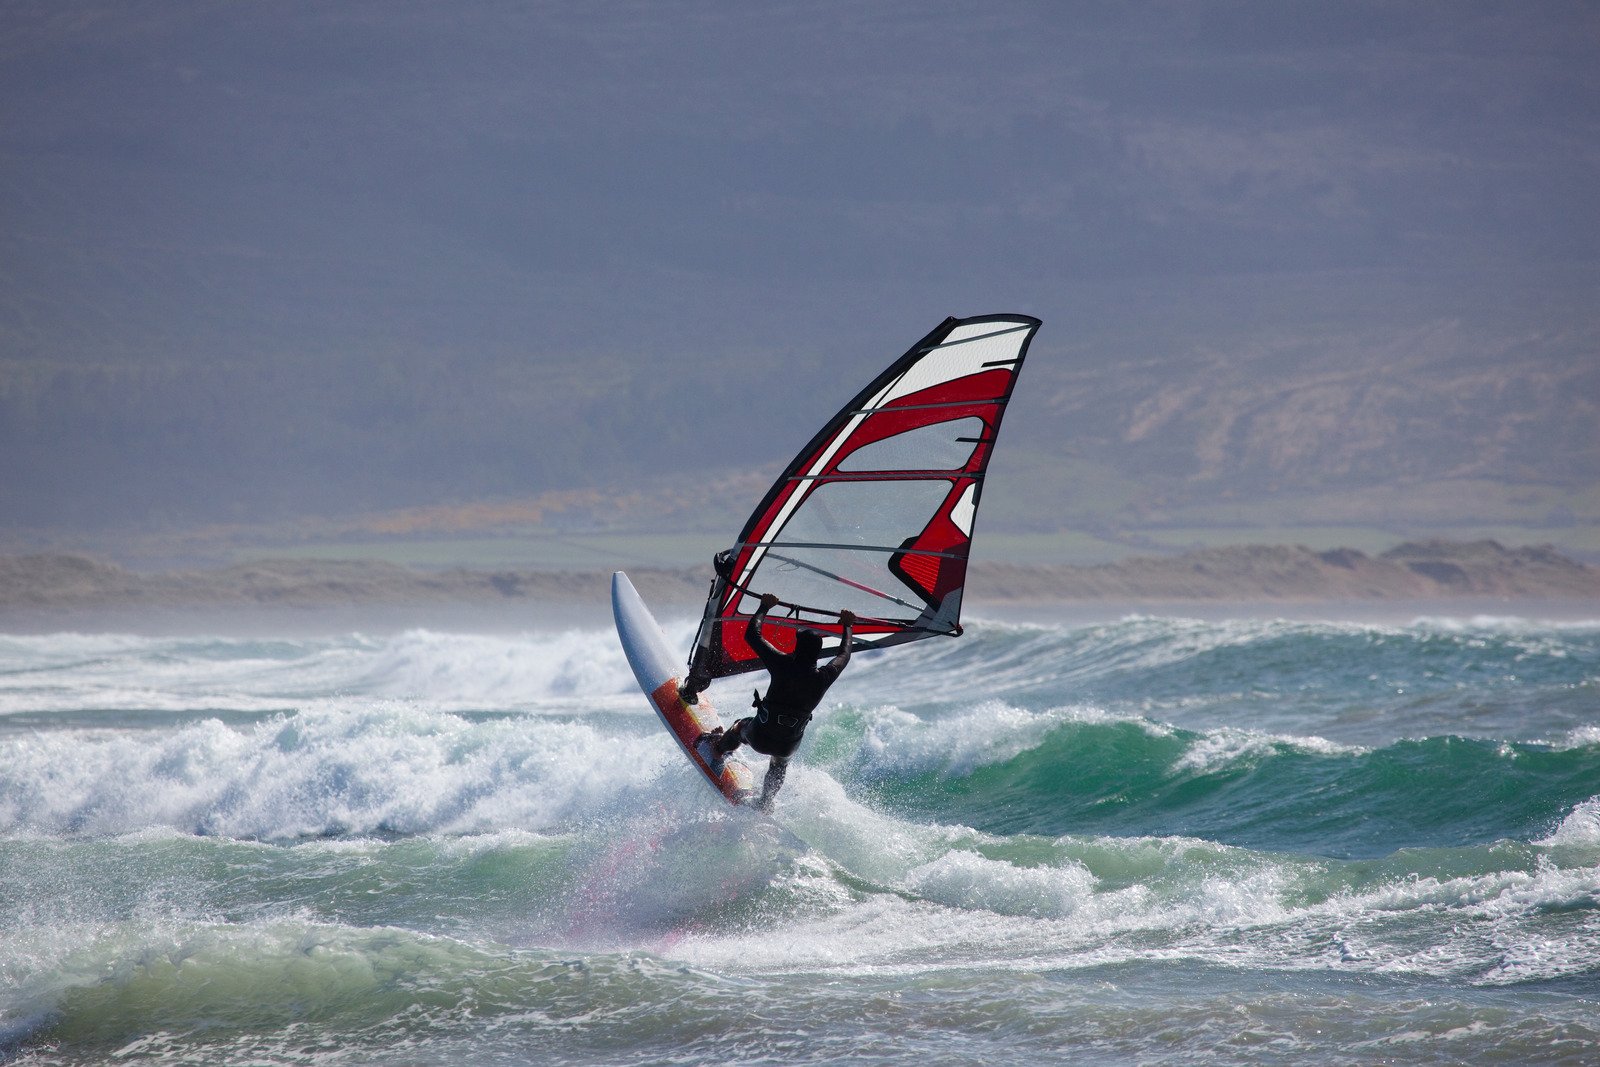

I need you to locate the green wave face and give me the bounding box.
[811,711,1600,857]
[2,617,1599,1063]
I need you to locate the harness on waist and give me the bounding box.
[753,690,809,731]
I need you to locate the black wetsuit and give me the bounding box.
[712,606,851,808]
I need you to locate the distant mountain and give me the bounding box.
[3,3,1596,547]
[3,304,1595,549]
[994,317,1600,531]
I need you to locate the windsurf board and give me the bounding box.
[611,570,755,806]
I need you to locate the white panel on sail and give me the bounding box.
[878,323,1028,405]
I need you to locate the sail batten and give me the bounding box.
[684,313,1041,682]
[739,540,972,559]
[785,472,989,483]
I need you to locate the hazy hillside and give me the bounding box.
[989,315,1600,535]
[6,314,1595,539]
[3,3,1596,555]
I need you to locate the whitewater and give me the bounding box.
[2,609,1599,1064]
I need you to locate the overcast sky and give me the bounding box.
[2,1,1597,533]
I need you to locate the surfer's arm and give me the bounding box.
[747,593,785,670]
[828,610,855,673]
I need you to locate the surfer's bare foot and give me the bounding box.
[681,671,712,705]
[695,735,726,775]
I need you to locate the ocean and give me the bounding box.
[2,607,1598,1064]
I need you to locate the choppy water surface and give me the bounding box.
[2,612,1598,1064]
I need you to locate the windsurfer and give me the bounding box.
[697,592,855,812]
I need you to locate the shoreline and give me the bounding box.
[2,597,1596,640]
[2,539,1596,635]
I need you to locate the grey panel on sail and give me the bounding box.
[836,417,985,473]
[738,544,926,621]
[771,479,951,550]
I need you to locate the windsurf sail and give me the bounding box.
[684,313,1042,685]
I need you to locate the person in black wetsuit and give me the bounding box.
[697,592,855,812]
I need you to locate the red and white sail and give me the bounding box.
[685,313,1041,683]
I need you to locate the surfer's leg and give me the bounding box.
[713,718,749,756]
[758,755,788,812]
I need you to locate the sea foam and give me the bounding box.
[1536,796,1600,846]
[0,703,673,839]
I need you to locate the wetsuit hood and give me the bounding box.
[793,628,824,669]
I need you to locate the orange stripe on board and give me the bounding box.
[650,677,751,803]
[649,678,703,747]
